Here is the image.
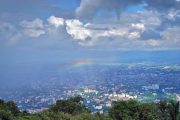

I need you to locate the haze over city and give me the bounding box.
[0,0,180,117]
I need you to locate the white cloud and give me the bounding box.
[23,29,46,37]
[48,16,64,28]
[2,10,180,50]
[8,17,67,45]
[101,29,127,37]
[64,19,146,46]
[66,19,92,41]
[20,18,44,29]
[161,27,180,46]
[64,10,180,50]
[20,18,45,37]
[132,23,145,31]
[128,32,141,39]
[146,40,160,46]
[64,17,152,47]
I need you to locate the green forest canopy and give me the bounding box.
[0,96,180,120]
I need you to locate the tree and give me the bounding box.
[168,101,179,120]
[69,95,84,104]
[5,101,20,116]
[109,100,163,120]
[157,100,171,119]
[109,100,139,120]
[0,110,14,120]
[49,96,88,115]
[0,99,20,117]
[138,103,159,120]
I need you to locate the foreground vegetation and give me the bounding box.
[0,96,179,120]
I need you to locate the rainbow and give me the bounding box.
[62,59,93,69]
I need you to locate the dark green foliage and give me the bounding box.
[168,101,180,120]
[157,100,180,120]
[138,103,159,120]
[0,97,180,120]
[109,100,180,120]
[5,101,20,116]
[0,99,20,117]
[109,100,140,120]
[69,95,84,104]
[0,99,20,120]
[49,96,88,115]
[157,100,171,119]
[0,110,14,120]
[94,112,113,120]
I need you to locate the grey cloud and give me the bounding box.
[76,0,180,20]
[76,0,180,41]
[0,22,16,41]
[141,30,162,40]
[145,0,180,11]
[76,0,143,20]
[0,22,14,33]
[150,9,180,36]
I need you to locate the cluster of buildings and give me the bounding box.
[65,86,136,113]
[1,64,180,113]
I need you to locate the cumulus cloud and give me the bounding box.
[23,29,46,38]
[8,16,67,45]
[20,18,44,29]
[48,16,64,28]
[146,40,160,47]
[132,23,145,31]
[65,10,180,49]
[2,11,180,50]
[161,27,180,44]
[64,18,146,46]
[66,10,161,47]
[66,19,91,41]
[0,0,179,51]
[20,18,45,37]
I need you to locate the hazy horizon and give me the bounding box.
[0,0,180,101]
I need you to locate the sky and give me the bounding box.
[0,0,180,65]
[0,0,180,88]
